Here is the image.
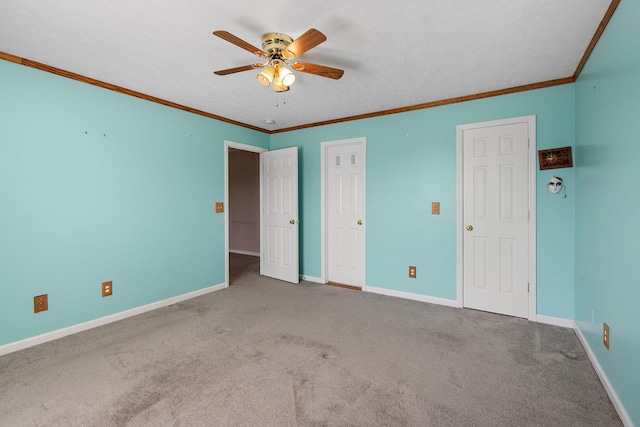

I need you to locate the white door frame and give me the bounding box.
[321,137,367,288]
[224,140,268,287]
[456,116,537,321]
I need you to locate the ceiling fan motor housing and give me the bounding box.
[261,33,295,59]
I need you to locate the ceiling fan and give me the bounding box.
[212,28,344,92]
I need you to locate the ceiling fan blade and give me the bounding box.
[213,30,268,58]
[214,64,264,76]
[292,62,344,80]
[285,28,327,58]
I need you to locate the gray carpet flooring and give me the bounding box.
[0,254,622,426]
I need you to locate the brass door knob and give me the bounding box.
[290,219,296,224]
[357,220,363,225]
[466,225,473,231]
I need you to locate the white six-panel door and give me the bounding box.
[324,139,366,288]
[260,147,299,283]
[460,120,532,318]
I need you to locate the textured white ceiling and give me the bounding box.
[0,0,612,131]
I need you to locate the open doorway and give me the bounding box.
[225,141,267,286]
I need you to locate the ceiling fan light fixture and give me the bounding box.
[273,80,290,92]
[257,66,275,87]
[279,67,295,86]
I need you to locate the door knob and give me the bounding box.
[357,220,363,225]
[466,225,473,231]
[290,219,296,224]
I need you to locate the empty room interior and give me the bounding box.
[1,0,638,425]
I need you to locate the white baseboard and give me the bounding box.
[573,323,633,427]
[365,286,459,308]
[536,314,574,328]
[229,249,259,257]
[0,283,227,357]
[300,275,323,284]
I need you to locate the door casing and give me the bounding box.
[224,140,267,287]
[456,116,537,321]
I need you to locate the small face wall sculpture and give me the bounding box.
[547,176,567,198]
[547,176,563,194]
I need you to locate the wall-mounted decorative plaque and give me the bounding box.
[538,146,573,170]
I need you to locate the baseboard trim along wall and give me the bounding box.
[0,283,227,357]
[574,323,633,427]
[536,314,575,328]
[300,275,323,284]
[365,286,459,308]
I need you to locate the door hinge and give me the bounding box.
[528,211,530,221]
[528,283,530,293]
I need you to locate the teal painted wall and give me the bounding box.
[575,0,640,423]
[271,85,576,318]
[0,60,269,346]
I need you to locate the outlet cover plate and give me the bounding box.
[409,266,417,278]
[102,281,113,297]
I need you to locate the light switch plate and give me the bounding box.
[34,294,48,313]
[432,202,440,215]
[215,202,224,213]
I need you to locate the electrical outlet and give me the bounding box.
[603,323,610,350]
[34,294,48,313]
[432,202,440,215]
[409,266,417,278]
[102,281,113,297]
